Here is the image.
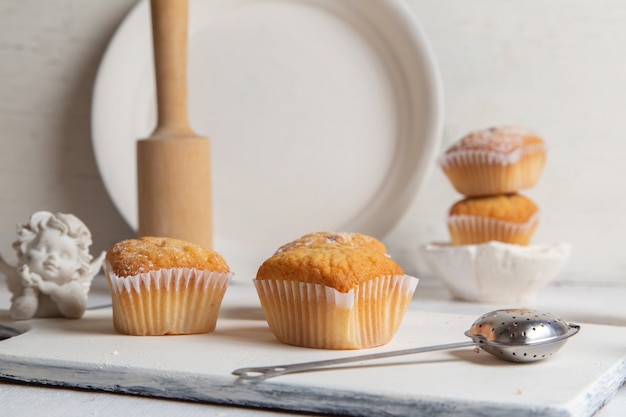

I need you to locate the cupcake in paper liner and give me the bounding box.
[448,194,539,245]
[439,126,546,197]
[104,237,233,336]
[254,243,419,350]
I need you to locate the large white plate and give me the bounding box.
[91,0,443,276]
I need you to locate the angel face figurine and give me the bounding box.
[0,211,105,320]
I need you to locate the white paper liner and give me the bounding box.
[448,213,538,245]
[438,142,545,168]
[254,274,418,350]
[438,143,545,196]
[104,261,233,336]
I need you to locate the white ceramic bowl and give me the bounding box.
[419,241,571,304]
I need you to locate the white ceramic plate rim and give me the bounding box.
[91,0,443,273]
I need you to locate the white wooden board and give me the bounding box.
[0,282,624,417]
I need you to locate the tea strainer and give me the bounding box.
[232,309,580,381]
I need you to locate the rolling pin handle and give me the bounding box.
[150,0,194,137]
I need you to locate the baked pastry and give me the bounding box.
[104,236,232,336]
[447,194,539,245]
[439,126,546,196]
[254,243,418,350]
[275,231,387,254]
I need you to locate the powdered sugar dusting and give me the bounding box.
[105,237,230,277]
[439,126,545,167]
[275,232,386,254]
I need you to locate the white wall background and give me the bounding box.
[394,0,626,282]
[0,0,625,282]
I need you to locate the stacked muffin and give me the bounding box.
[438,126,546,245]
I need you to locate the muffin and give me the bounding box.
[104,236,233,336]
[447,194,539,245]
[275,231,387,254]
[439,126,546,196]
[254,244,419,350]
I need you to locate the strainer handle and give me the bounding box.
[232,340,476,381]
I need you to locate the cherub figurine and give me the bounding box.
[0,211,105,320]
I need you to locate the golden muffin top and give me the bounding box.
[106,236,230,277]
[449,194,538,224]
[440,126,545,167]
[275,231,387,255]
[256,245,404,293]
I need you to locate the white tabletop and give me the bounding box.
[0,276,624,417]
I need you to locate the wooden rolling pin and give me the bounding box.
[137,0,212,248]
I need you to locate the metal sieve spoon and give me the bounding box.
[232,309,580,382]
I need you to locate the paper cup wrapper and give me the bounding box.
[439,145,545,196]
[448,214,538,245]
[254,274,419,350]
[105,262,233,336]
